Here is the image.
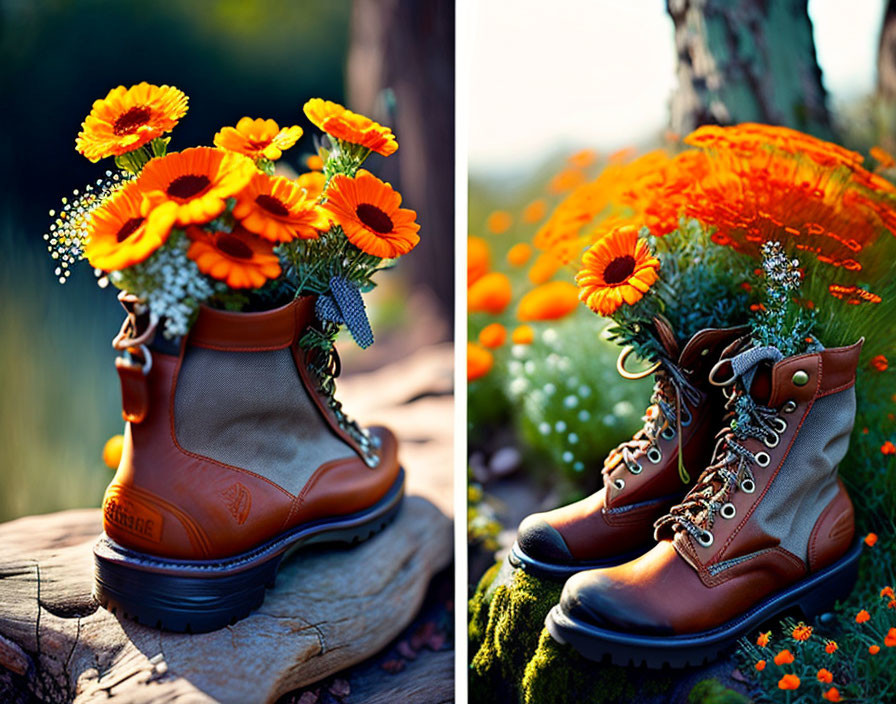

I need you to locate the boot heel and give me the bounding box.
[794,539,862,619]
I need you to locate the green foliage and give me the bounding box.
[687,679,750,704]
[735,577,896,703]
[468,481,501,552]
[606,221,751,362]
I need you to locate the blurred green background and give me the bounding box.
[0,0,453,522]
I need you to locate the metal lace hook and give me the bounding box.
[616,346,662,380]
[708,357,737,387]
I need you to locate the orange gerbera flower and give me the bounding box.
[792,623,813,641]
[468,342,494,381]
[576,225,659,316]
[213,117,302,161]
[517,281,580,321]
[468,272,512,314]
[321,171,419,258]
[85,180,173,270]
[136,147,255,238]
[303,98,397,156]
[296,171,327,202]
[232,172,328,243]
[186,225,281,289]
[479,323,507,349]
[76,82,188,162]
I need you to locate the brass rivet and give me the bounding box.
[792,370,809,386]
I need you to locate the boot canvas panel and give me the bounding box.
[548,340,863,666]
[173,346,352,495]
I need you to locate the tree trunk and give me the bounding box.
[347,0,455,328]
[667,0,833,139]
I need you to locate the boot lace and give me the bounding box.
[654,347,787,547]
[603,354,701,488]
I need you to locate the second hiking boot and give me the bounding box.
[547,339,863,667]
[510,320,748,579]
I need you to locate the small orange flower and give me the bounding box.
[576,225,660,317]
[869,644,880,654]
[890,599,896,609]
[232,172,328,243]
[468,237,491,286]
[303,98,397,156]
[467,342,493,382]
[825,640,838,654]
[872,354,889,371]
[882,587,895,600]
[507,242,533,267]
[296,171,327,202]
[518,281,580,322]
[757,631,771,647]
[487,211,513,234]
[306,154,324,171]
[322,171,420,259]
[755,660,766,671]
[777,674,800,690]
[136,147,256,238]
[816,668,833,684]
[512,325,535,345]
[186,225,281,289]
[823,687,842,702]
[528,251,563,285]
[76,82,188,162]
[468,272,512,314]
[865,533,879,547]
[479,323,507,349]
[568,149,598,169]
[856,609,871,623]
[774,649,794,665]
[871,145,896,169]
[85,180,172,271]
[549,167,586,194]
[522,199,547,224]
[214,117,302,161]
[792,623,813,641]
[102,434,124,470]
[885,627,896,647]
[881,443,896,456]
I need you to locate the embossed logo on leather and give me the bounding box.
[221,482,251,524]
[103,491,162,543]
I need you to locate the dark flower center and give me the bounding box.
[113,106,152,136]
[256,194,290,216]
[167,174,211,200]
[355,203,393,234]
[116,217,144,242]
[603,255,637,285]
[216,234,254,260]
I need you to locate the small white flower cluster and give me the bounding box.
[108,233,216,339]
[761,241,802,293]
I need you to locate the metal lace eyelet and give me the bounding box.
[772,417,787,434]
[764,431,779,448]
[629,463,643,475]
[697,530,714,547]
[647,447,663,464]
[782,400,797,414]
[754,452,771,468]
[680,408,693,427]
[740,478,757,493]
[660,426,676,441]
[614,478,626,490]
[720,502,737,519]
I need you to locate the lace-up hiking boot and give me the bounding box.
[509,320,749,579]
[546,338,864,667]
[94,295,404,633]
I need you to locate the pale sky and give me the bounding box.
[468,0,885,176]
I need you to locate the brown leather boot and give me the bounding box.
[510,321,748,579]
[547,339,863,667]
[94,295,403,632]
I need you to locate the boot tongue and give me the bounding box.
[728,345,784,404]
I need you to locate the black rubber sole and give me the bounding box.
[545,538,862,668]
[94,469,405,633]
[508,541,648,580]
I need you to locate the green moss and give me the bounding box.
[687,679,750,704]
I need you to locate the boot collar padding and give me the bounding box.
[188,296,316,351]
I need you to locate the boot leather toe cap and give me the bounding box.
[516,514,575,564]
